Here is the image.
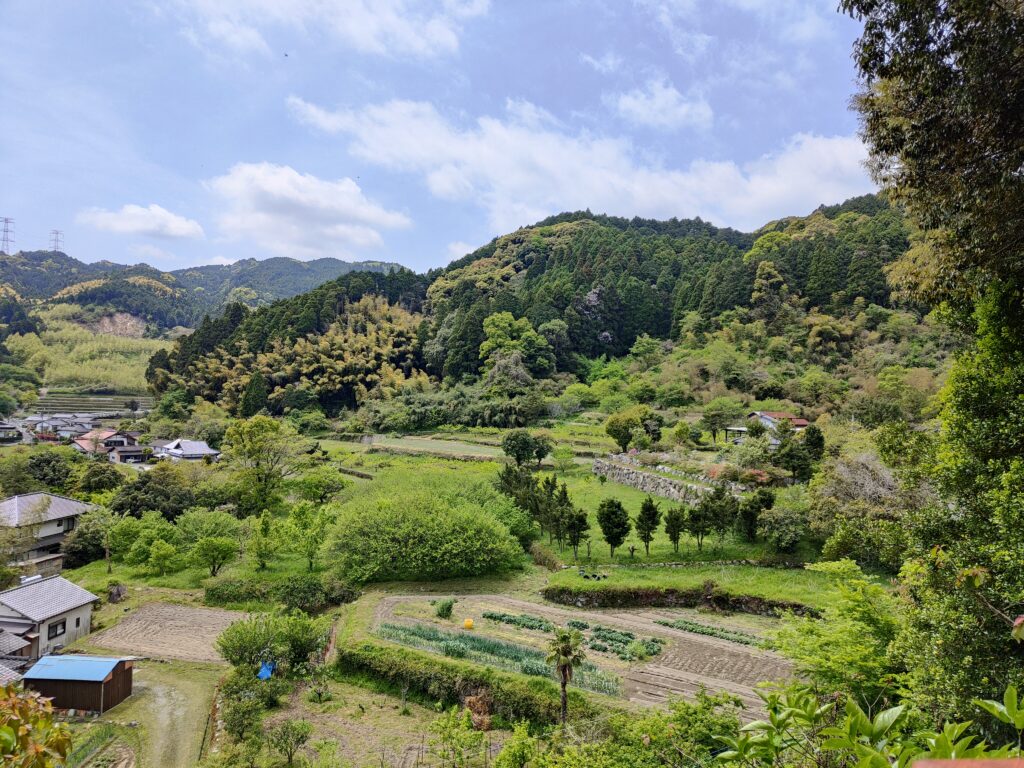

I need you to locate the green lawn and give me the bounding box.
[546,564,841,612]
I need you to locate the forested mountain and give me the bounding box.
[148,194,926,420]
[0,250,400,327]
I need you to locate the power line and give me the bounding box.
[0,218,13,255]
[49,229,64,253]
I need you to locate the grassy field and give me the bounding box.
[546,564,842,612]
[321,447,786,567]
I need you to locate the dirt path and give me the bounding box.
[374,594,791,713]
[105,661,221,768]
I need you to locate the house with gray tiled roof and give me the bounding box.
[0,575,98,658]
[0,493,95,565]
[158,438,220,461]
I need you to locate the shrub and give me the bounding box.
[278,573,328,613]
[324,483,523,583]
[435,598,456,620]
[222,697,263,741]
[336,641,600,725]
[528,542,560,571]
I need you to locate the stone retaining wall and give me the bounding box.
[592,458,709,501]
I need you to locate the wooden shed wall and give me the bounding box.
[24,661,133,712]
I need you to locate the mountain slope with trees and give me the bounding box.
[0,250,401,328]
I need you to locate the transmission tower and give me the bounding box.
[49,229,64,253]
[0,218,13,255]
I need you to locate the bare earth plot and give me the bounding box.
[376,595,791,713]
[90,602,244,663]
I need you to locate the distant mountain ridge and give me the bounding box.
[0,250,402,328]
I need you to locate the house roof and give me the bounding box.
[0,493,95,527]
[0,422,18,430]
[0,660,22,685]
[23,655,127,683]
[111,445,144,453]
[750,411,810,427]
[0,629,30,654]
[150,439,172,448]
[167,439,219,455]
[0,576,98,623]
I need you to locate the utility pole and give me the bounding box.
[0,218,13,255]
[49,229,64,253]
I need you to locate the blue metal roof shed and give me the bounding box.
[23,655,133,712]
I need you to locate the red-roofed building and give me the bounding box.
[748,411,809,431]
[72,429,138,457]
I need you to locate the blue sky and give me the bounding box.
[0,1,874,271]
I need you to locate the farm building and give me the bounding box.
[0,493,96,571]
[22,655,133,713]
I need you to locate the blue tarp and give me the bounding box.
[257,661,275,680]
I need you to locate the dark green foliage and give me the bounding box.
[564,507,590,560]
[737,489,775,543]
[663,506,686,553]
[802,424,825,461]
[501,430,539,467]
[26,450,73,491]
[635,496,662,556]
[76,461,124,493]
[238,371,269,418]
[596,498,631,558]
[110,463,195,520]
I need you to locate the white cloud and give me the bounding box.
[129,243,175,261]
[609,78,712,130]
[77,204,204,239]
[174,0,489,58]
[289,96,873,232]
[447,241,475,258]
[205,162,411,259]
[580,52,622,74]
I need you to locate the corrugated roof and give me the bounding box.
[23,655,125,682]
[0,493,95,527]
[0,576,98,623]
[168,439,219,455]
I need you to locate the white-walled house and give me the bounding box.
[0,576,98,658]
[156,439,220,461]
[0,493,95,566]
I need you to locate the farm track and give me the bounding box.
[373,594,790,714]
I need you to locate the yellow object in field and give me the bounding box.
[464,618,474,630]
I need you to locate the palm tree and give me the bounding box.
[546,626,586,725]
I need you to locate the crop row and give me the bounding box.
[652,618,759,646]
[376,622,620,696]
[482,611,555,632]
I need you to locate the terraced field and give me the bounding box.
[374,594,791,713]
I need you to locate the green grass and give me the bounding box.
[316,447,782,567]
[546,564,841,611]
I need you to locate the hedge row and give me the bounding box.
[541,583,819,618]
[205,574,359,612]
[335,641,601,725]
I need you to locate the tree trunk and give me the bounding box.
[559,673,568,725]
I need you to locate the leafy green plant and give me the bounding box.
[654,618,758,646]
[435,598,456,620]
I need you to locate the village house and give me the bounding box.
[747,410,809,431]
[0,492,95,571]
[0,422,21,443]
[0,575,98,658]
[72,428,140,458]
[156,438,221,462]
